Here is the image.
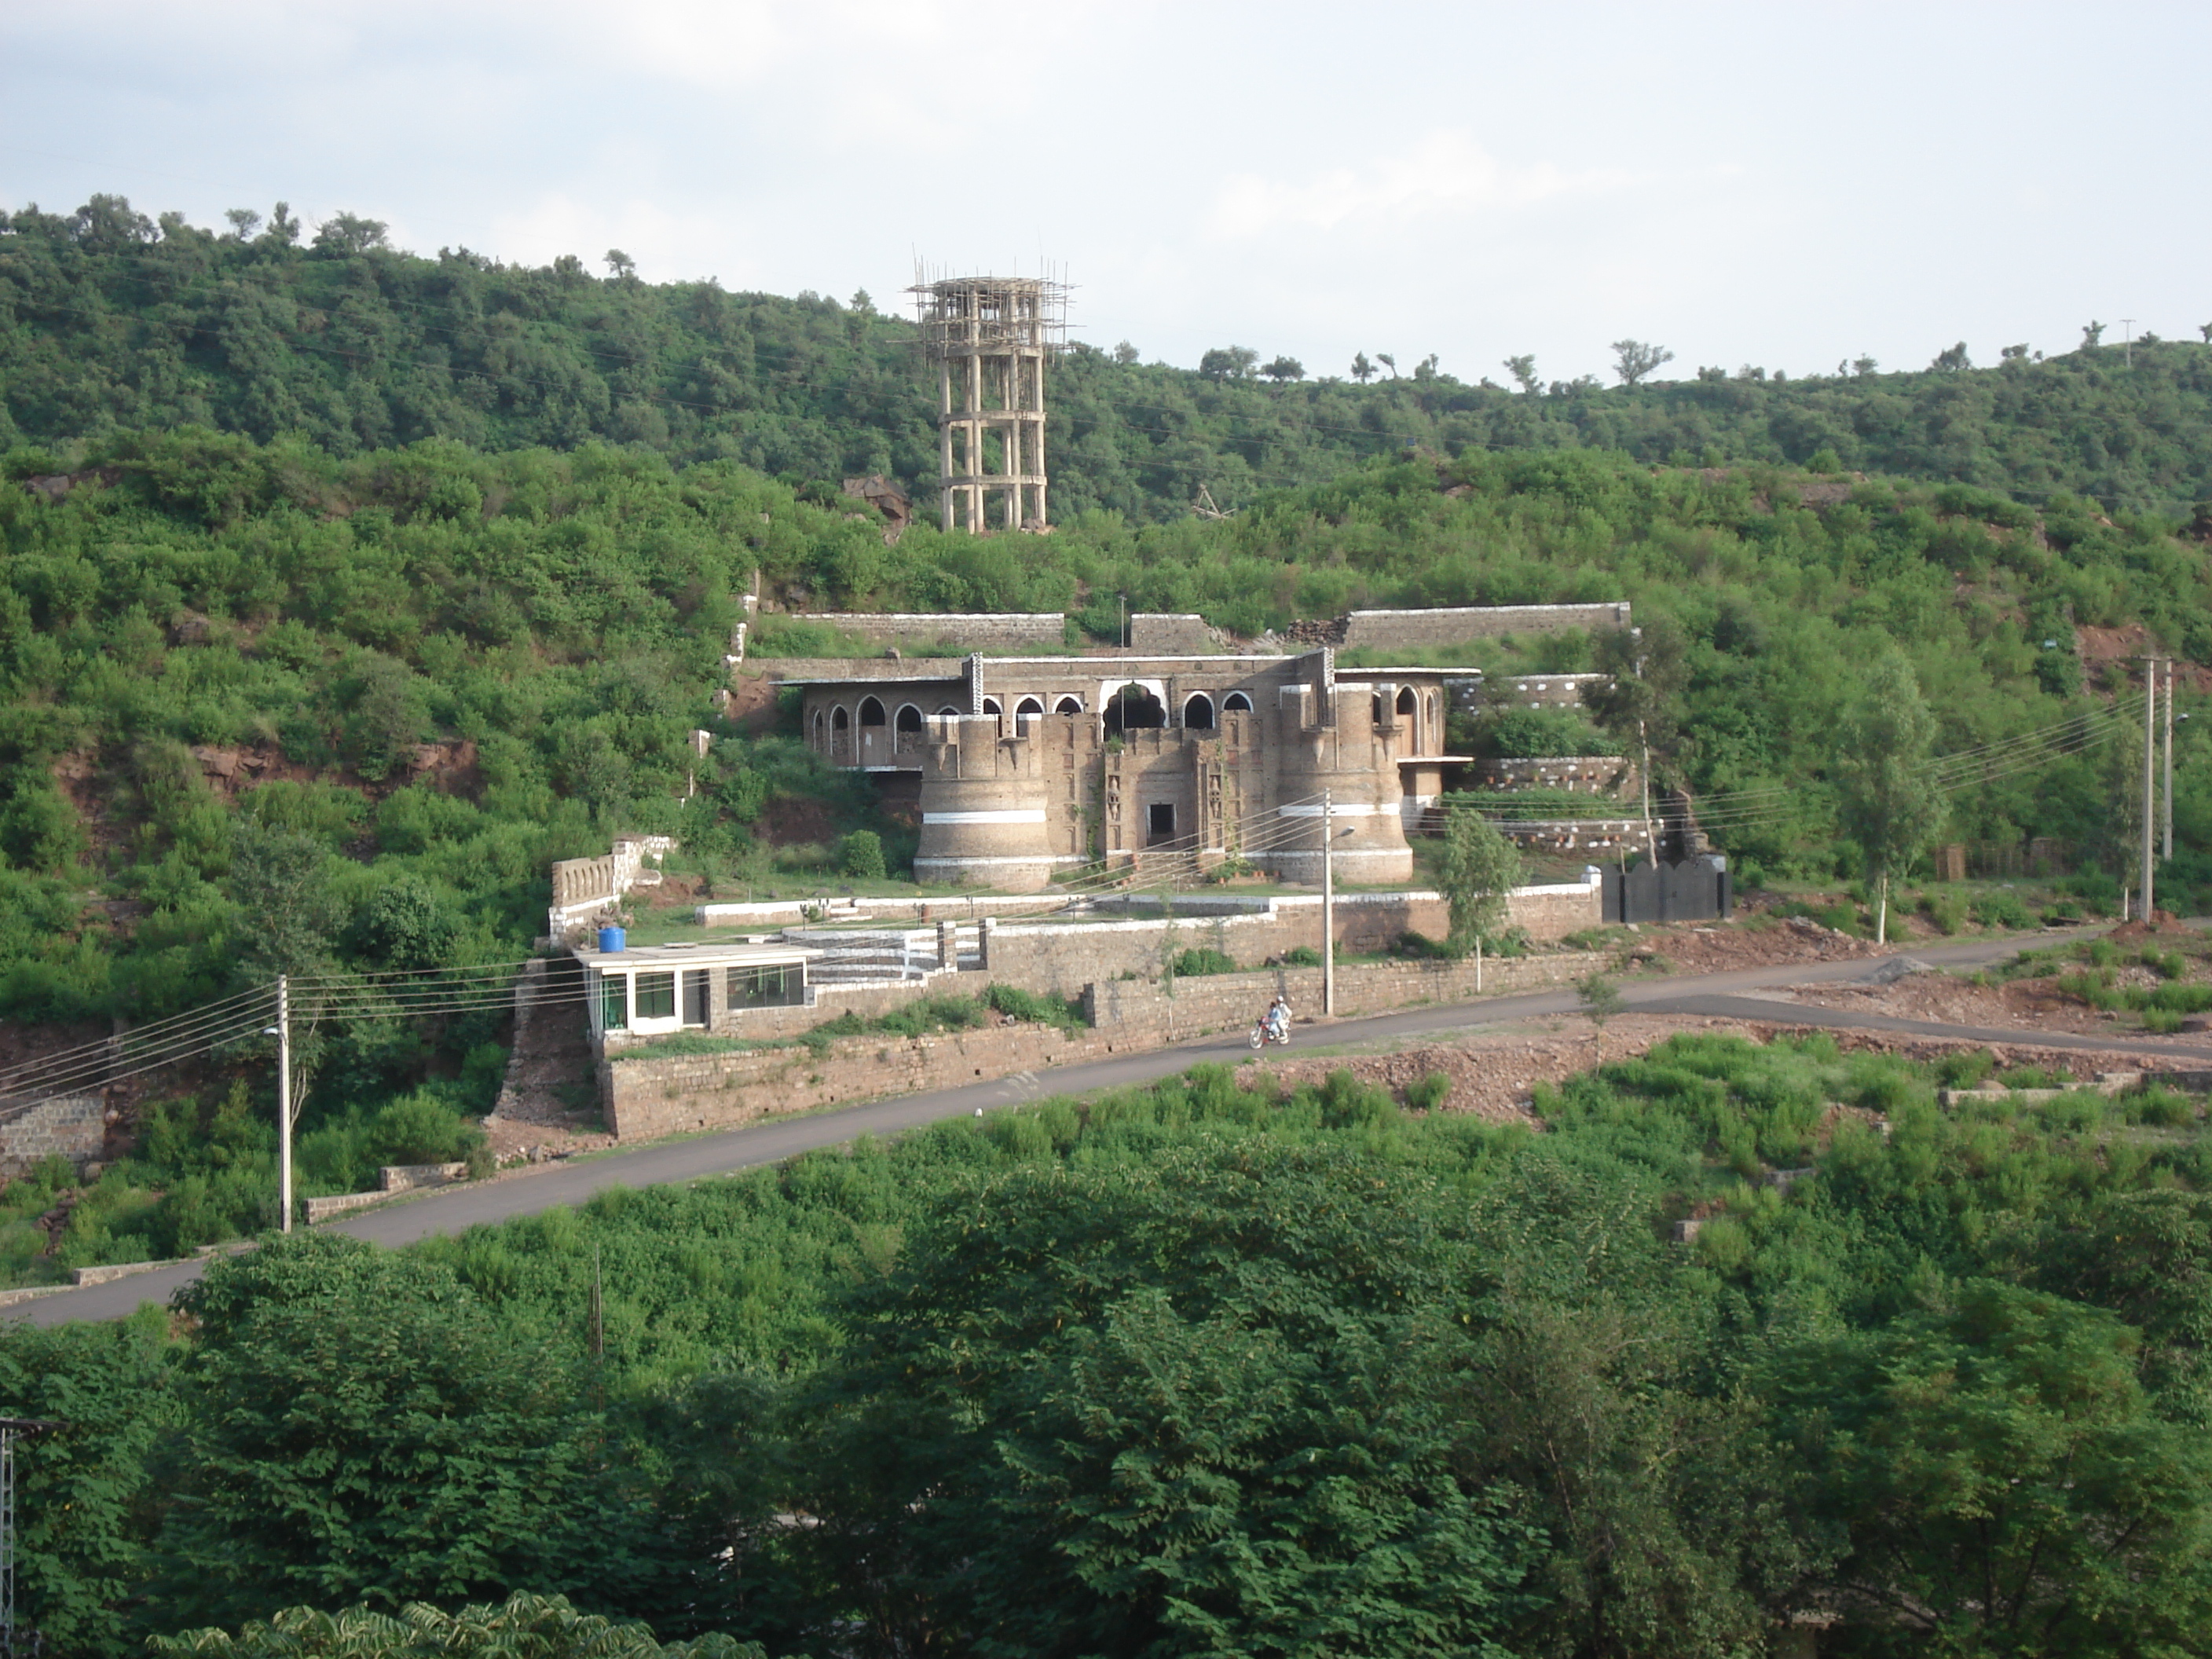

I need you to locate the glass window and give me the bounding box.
[599,972,628,1030]
[683,969,711,1027]
[635,972,676,1020]
[727,964,802,1008]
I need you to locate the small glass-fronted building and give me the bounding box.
[575,939,815,1045]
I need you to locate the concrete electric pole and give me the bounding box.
[2142,661,2159,919]
[276,975,293,1232]
[2165,657,2176,861]
[1320,789,1335,1016]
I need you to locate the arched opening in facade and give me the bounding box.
[1182,693,1216,731]
[812,709,826,749]
[1104,683,1166,736]
[1016,696,1045,717]
[1396,685,1417,746]
[1055,695,1082,715]
[895,703,924,756]
[859,697,886,727]
[936,705,960,716]
[1372,694,1385,725]
[982,697,1002,715]
[830,704,851,763]
[896,704,925,731]
[832,705,850,731]
[1222,690,1253,713]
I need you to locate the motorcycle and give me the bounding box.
[1249,1016,1291,1049]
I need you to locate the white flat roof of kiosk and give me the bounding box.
[571,941,814,971]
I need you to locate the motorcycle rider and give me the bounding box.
[1264,994,1291,1042]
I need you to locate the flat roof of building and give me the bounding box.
[571,941,814,970]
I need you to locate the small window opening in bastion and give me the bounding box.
[1147,802,1176,844]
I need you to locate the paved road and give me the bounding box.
[20,926,2210,1327]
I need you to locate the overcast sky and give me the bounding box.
[5,1,2208,386]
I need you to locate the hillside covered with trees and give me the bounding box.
[9,195,2212,521]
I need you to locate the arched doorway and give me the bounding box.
[1397,685,1418,747]
[895,703,924,757]
[1104,683,1166,737]
[1182,693,1215,731]
[830,704,851,764]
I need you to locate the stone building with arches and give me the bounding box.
[789,650,1463,889]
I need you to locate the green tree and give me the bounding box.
[1835,648,1944,943]
[149,1590,761,1659]
[1610,340,1674,386]
[1503,354,1540,394]
[1261,355,1305,383]
[799,1136,1540,1656]
[0,1313,174,1656]
[227,821,344,982]
[157,1235,622,1629]
[1771,1281,2212,1654]
[1437,808,1525,949]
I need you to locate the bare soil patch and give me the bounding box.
[1635,916,1882,975]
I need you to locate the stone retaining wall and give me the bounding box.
[0,1094,106,1180]
[602,1021,1109,1140]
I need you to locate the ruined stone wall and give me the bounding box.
[0,1095,107,1179]
[1339,604,1631,651]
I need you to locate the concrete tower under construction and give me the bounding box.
[911,272,1067,533]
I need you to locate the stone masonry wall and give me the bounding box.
[785,613,1065,653]
[1083,953,1606,1046]
[602,1021,1110,1140]
[1339,604,1632,651]
[0,1095,107,1179]
[1129,613,1223,653]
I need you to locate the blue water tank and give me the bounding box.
[598,925,626,953]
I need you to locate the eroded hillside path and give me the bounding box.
[22,926,2211,1327]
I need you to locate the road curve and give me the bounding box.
[19,926,2207,1327]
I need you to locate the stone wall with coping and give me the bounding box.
[1339,604,1631,651]
[0,1094,106,1180]
[781,613,1066,653]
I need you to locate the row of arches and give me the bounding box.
[811,687,1262,760]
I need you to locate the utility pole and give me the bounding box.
[1320,789,1335,1016]
[2142,661,2159,919]
[2120,319,2136,370]
[276,975,294,1233]
[2164,657,2176,860]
